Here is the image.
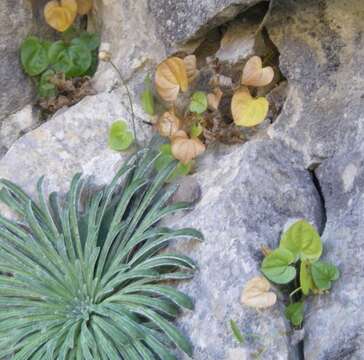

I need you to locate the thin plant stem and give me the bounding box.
[289,287,302,302]
[109,60,139,148]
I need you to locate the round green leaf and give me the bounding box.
[66,44,92,77]
[280,220,322,261]
[78,32,101,51]
[48,40,67,64]
[261,248,296,284]
[285,302,304,327]
[38,69,57,98]
[311,261,340,290]
[190,122,203,137]
[52,49,73,75]
[189,91,208,114]
[20,36,49,76]
[300,260,315,295]
[108,121,134,151]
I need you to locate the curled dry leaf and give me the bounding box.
[240,276,277,309]
[207,87,223,111]
[157,111,181,137]
[241,56,274,87]
[44,0,77,32]
[76,0,93,15]
[155,57,188,102]
[231,87,269,127]
[183,55,198,83]
[171,130,206,164]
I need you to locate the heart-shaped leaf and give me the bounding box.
[44,0,77,32]
[261,248,296,284]
[189,91,208,114]
[20,37,49,76]
[300,260,315,295]
[285,302,304,327]
[76,0,92,15]
[108,121,134,151]
[48,40,67,64]
[157,111,181,137]
[280,220,322,262]
[231,87,269,127]
[311,261,340,290]
[67,42,92,77]
[190,122,203,138]
[171,131,206,164]
[183,55,198,83]
[155,57,188,102]
[241,56,274,87]
[240,276,277,309]
[75,32,100,51]
[155,144,192,181]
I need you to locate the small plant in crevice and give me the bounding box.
[241,220,340,328]
[134,53,277,180]
[20,0,99,113]
[0,144,203,359]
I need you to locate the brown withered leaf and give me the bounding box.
[241,56,274,87]
[76,0,93,15]
[155,57,188,102]
[183,55,198,83]
[171,130,206,164]
[240,276,277,309]
[207,87,223,111]
[156,111,181,138]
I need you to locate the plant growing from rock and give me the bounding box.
[0,144,203,359]
[241,220,340,327]
[137,54,276,179]
[20,1,98,112]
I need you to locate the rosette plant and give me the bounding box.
[0,144,203,359]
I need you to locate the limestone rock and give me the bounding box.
[167,139,323,359]
[0,0,34,121]
[149,0,261,48]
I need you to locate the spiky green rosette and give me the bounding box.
[0,146,203,359]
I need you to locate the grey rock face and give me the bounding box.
[0,0,34,122]
[167,139,323,359]
[264,0,364,358]
[149,0,261,48]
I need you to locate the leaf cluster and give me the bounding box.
[20,32,100,98]
[260,220,339,327]
[0,143,204,359]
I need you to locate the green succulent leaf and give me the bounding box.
[311,261,340,290]
[280,220,322,261]
[189,91,208,114]
[0,144,200,359]
[285,302,304,327]
[300,260,315,295]
[230,320,244,344]
[20,36,49,76]
[261,248,296,284]
[141,75,155,115]
[108,121,134,151]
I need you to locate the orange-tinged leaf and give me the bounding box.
[155,57,189,102]
[231,87,269,127]
[171,130,205,164]
[157,111,181,138]
[241,56,274,87]
[183,55,198,83]
[76,0,92,15]
[240,276,277,309]
[44,0,77,32]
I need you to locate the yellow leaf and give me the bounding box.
[155,57,189,102]
[240,276,277,309]
[171,130,205,164]
[44,0,77,32]
[183,55,198,83]
[157,111,181,138]
[76,0,92,15]
[241,56,274,87]
[231,87,269,127]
